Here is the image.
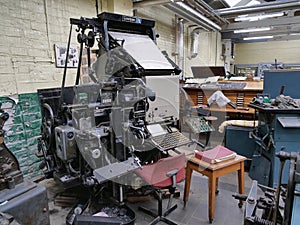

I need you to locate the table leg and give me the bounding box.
[238,161,245,208]
[183,162,193,207]
[208,173,216,223]
[216,177,219,195]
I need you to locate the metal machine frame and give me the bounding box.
[37,11,189,225]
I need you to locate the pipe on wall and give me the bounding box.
[176,17,184,79]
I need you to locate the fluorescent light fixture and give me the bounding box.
[176,2,221,30]
[234,27,271,33]
[243,36,274,40]
[224,0,260,7]
[235,12,284,22]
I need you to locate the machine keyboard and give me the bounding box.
[185,117,215,133]
[151,131,192,151]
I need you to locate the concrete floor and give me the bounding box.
[43,170,258,225]
[41,139,260,225]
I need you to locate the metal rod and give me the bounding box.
[76,41,84,85]
[95,0,99,15]
[59,24,73,107]
[272,159,286,224]
[133,0,182,9]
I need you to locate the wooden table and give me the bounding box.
[183,155,247,223]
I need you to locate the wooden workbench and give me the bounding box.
[182,80,263,119]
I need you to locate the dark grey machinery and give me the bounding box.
[248,104,300,187]
[37,11,191,225]
[234,151,300,225]
[248,70,300,188]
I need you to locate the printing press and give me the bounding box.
[37,12,192,224]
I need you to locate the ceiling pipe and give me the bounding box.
[189,28,201,59]
[133,1,223,31]
[164,2,221,31]
[189,0,229,24]
[133,0,183,9]
[215,0,300,18]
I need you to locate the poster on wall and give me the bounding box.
[54,44,79,68]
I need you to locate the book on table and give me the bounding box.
[194,145,237,164]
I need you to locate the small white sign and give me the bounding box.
[54,44,79,68]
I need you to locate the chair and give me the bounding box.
[135,153,186,225]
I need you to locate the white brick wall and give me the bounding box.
[0,0,225,96]
[0,0,96,95]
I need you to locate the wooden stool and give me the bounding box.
[183,154,247,223]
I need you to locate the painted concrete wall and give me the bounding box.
[235,40,300,65]
[107,0,133,15]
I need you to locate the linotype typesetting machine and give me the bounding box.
[37,12,191,224]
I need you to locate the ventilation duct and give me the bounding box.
[190,28,200,59]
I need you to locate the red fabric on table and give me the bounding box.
[195,145,236,164]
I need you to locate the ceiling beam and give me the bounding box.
[133,0,183,9]
[222,16,300,31]
[222,25,300,39]
[215,0,300,18]
[233,34,300,43]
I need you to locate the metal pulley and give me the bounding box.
[77,31,95,47]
